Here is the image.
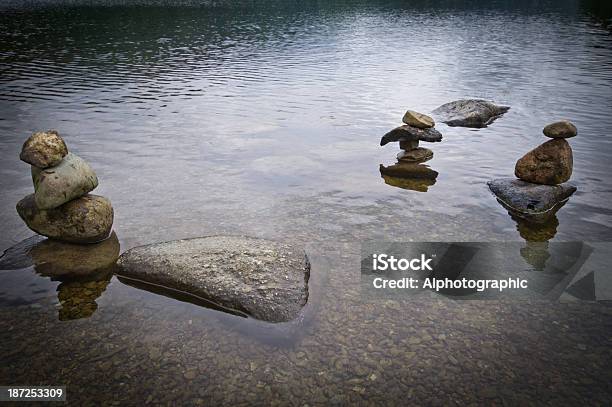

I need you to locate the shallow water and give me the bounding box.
[1,0,612,405]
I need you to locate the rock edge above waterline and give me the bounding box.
[116,236,310,323]
[432,99,510,128]
[487,178,576,220]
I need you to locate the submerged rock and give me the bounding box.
[397,147,433,162]
[380,125,442,146]
[515,139,572,185]
[402,110,435,129]
[116,236,310,323]
[487,178,576,221]
[543,120,577,139]
[16,194,113,243]
[379,162,438,179]
[0,232,119,277]
[432,99,510,128]
[31,153,98,209]
[20,130,68,169]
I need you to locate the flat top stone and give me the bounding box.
[432,99,509,128]
[116,236,310,323]
[543,120,577,139]
[20,130,68,169]
[402,110,435,129]
[488,178,576,216]
[380,125,442,146]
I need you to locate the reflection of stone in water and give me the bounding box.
[511,211,559,242]
[379,162,438,192]
[520,241,551,271]
[507,208,559,270]
[57,273,112,321]
[0,232,120,278]
[381,174,436,192]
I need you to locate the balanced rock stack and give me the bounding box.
[488,121,577,222]
[16,130,114,243]
[380,110,442,163]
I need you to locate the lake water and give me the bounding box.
[1,1,611,405]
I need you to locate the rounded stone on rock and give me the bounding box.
[543,120,577,139]
[16,194,114,244]
[515,139,573,185]
[20,130,68,168]
[399,139,419,151]
[402,110,435,129]
[32,152,99,209]
[397,147,433,163]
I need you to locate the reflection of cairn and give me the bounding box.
[16,130,114,244]
[57,275,112,321]
[488,121,578,230]
[379,110,441,192]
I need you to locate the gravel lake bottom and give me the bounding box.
[1,0,612,405]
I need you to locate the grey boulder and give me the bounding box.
[32,152,98,209]
[432,99,510,128]
[380,125,442,146]
[116,236,310,323]
[488,178,576,221]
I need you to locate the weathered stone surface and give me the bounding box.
[487,178,576,220]
[379,163,438,179]
[432,99,510,128]
[543,120,577,139]
[402,110,435,129]
[380,125,442,146]
[16,194,113,244]
[0,232,119,277]
[116,236,310,323]
[397,147,433,163]
[399,139,419,151]
[19,130,68,168]
[32,152,98,209]
[515,139,572,185]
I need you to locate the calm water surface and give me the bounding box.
[1,1,611,405]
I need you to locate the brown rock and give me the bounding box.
[20,130,68,168]
[543,120,577,139]
[16,194,113,243]
[397,147,433,163]
[402,110,435,129]
[515,139,573,185]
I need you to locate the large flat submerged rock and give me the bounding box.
[488,178,576,221]
[116,236,310,323]
[432,99,509,128]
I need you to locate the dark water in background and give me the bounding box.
[1,1,612,405]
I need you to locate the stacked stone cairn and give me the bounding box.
[380,110,442,163]
[379,110,442,191]
[488,121,577,223]
[16,130,114,243]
